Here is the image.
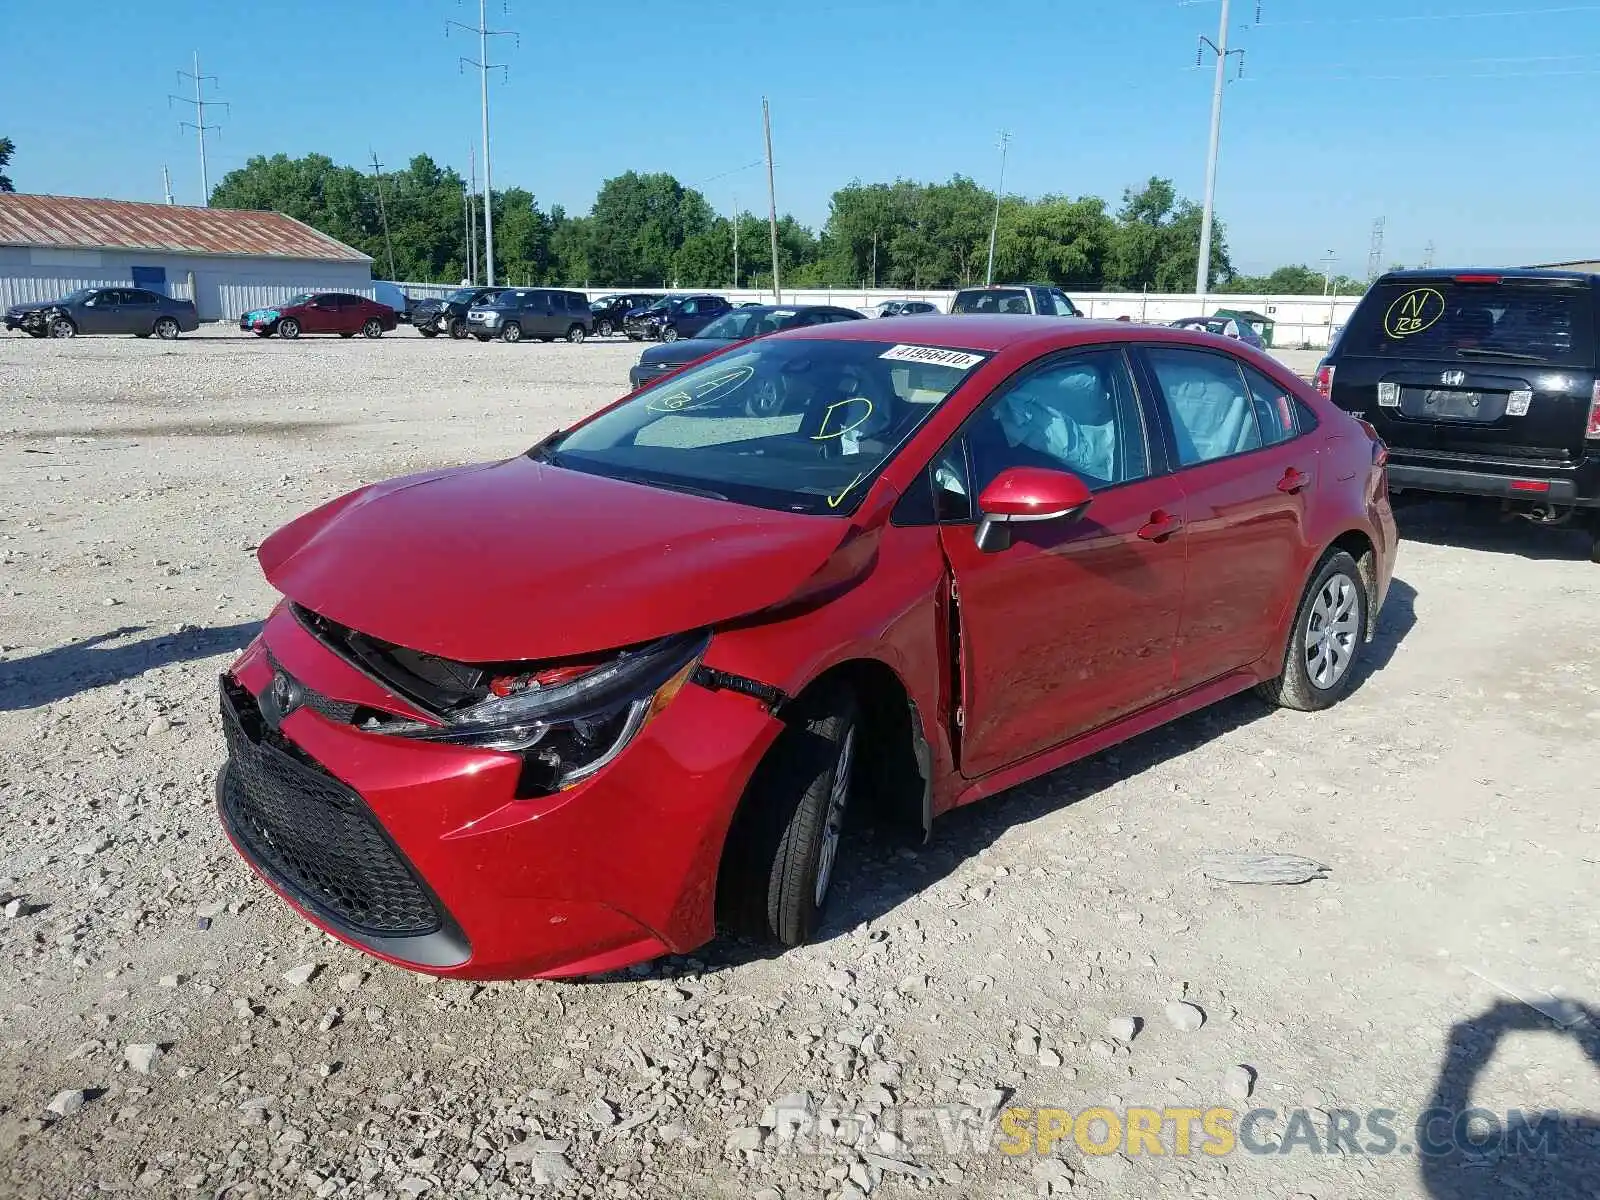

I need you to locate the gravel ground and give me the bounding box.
[1,328,1598,1200]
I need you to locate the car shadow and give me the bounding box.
[1418,998,1600,1198]
[1396,496,1594,562]
[1358,574,1418,682]
[0,622,259,711]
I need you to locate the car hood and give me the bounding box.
[257,455,870,662]
[639,338,733,367]
[625,307,666,321]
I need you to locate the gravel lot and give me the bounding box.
[2,327,1598,1200]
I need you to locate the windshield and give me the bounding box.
[59,289,94,304]
[282,293,311,307]
[1342,279,1595,365]
[695,309,806,341]
[952,288,1030,315]
[549,338,991,516]
[446,288,483,304]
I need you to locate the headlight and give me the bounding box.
[398,631,708,790]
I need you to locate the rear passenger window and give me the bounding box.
[1145,347,1264,466]
[1240,365,1299,446]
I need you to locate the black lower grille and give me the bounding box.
[218,681,442,938]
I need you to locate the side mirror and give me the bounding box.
[974,467,1093,553]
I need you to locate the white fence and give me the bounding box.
[391,282,1361,348]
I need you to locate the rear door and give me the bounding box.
[1332,274,1597,468]
[1138,345,1314,691]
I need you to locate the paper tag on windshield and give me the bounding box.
[841,429,862,455]
[879,344,985,370]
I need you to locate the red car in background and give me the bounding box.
[240,292,398,340]
[217,316,1396,979]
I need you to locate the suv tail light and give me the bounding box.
[1313,364,1334,398]
[1588,380,1600,441]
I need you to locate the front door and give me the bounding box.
[1138,346,1314,691]
[77,289,119,334]
[936,347,1188,778]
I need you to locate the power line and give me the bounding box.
[169,52,226,205]
[1259,2,1600,25]
[447,1,518,288]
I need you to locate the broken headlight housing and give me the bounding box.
[397,630,709,791]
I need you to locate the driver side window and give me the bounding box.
[962,349,1150,496]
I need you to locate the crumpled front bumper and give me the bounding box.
[216,605,785,979]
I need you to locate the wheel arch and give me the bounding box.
[1324,527,1379,643]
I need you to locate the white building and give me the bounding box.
[0,193,372,321]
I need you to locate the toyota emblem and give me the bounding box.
[261,669,304,728]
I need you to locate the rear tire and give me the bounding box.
[566,324,586,344]
[153,316,180,340]
[362,318,384,338]
[1255,550,1368,712]
[718,684,860,946]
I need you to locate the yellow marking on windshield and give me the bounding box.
[1383,287,1445,339]
[826,473,867,509]
[643,364,754,414]
[810,397,874,440]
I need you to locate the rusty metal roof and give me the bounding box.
[0,193,371,263]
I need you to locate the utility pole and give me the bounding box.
[731,194,739,290]
[985,131,1010,286]
[449,1,517,287]
[762,98,782,303]
[1366,216,1387,282]
[370,152,397,281]
[467,145,478,285]
[1320,250,1337,295]
[1195,1,1245,297]
[162,165,175,206]
[170,52,226,205]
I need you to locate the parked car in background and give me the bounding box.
[1169,315,1266,350]
[240,293,398,340]
[5,287,199,339]
[217,314,1394,979]
[875,300,941,318]
[1320,267,1600,561]
[467,288,593,343]
[623,294,733,342]
[950,285,1082,318]
[590,292,664,338]
[628,304,865,391]
[412,287,502,339]
[373,281,412,324]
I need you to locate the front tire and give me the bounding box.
[278,318,301,340]
[661,324,679,343]
[448,318,468,340]
[718,684,860,946]
[362,318,384,338]
[500,322,523,343]
[597,318,614,338]
[566,324,587,344]
[153,316,180,340]
[49,316,76,339]
[1256,550,1368,711]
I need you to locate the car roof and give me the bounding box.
[772,313,1256,355]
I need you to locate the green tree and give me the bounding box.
[1104,177,1230,291]
[586,172,716,285]
[0,137,14,193]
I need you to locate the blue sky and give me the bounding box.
[5,0,1600,274]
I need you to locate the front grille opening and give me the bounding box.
[219,684,443,938]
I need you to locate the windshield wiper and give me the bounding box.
[524,429,564,464]
[1454,347,1546,362]
[620,476,729,501]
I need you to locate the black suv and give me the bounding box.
[590,292,663,338]
[623,294,732,342]
[466,288,593,344]
[1322,268,1600,560]
[412,287,503,339]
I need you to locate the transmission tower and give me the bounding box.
[1366,217,1387,281]
[169,52,227,205]
[1422,241,1436,269]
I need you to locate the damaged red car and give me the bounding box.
[217,317,1396,979]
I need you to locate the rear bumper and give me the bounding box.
[1387,456,1600,507]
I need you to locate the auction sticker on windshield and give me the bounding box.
[880,344,987,370]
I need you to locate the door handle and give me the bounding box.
[1277,467,1310,494]
[1137,510,1183,541]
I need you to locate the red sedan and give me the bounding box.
[239,292,398,340]
[217,317,1396,979]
